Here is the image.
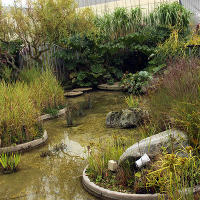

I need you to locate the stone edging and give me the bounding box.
[82,167,200,200]
[0,130,48,154]
[38,107,67,121]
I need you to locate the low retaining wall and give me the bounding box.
[0,130,48,154]
[82,167,200,200]
[38,107,67,121]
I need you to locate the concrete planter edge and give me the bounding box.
[82,167,200,200]
[0,130,48,153]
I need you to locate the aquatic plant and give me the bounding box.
[87,135,135,179]
[19,67,42,84]
[65,103,73,127]
[0,153,21,174]
[124,95,140,109]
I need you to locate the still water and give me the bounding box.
[0,91,136,200]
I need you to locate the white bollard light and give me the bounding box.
[135,153,150,168]
[108,160,118,172]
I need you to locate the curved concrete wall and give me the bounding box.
[0,130,48,153]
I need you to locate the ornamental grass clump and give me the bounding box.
[0,81,40,146]
[95,7,143,40]
[149,2,191,30]
[149,58,200,145]
[27,68,65,113]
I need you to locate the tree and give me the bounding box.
[9,0,95,65]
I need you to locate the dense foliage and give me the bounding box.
[58,2,191,88]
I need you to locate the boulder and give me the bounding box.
[118,129,188,165]
[106,108,146,128]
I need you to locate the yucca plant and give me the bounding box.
[0,152,21,174]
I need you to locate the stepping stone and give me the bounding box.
[72,87,92,92]
[97,82,122,91]
[64,91,83,97]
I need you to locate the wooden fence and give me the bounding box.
[19,44,67,81]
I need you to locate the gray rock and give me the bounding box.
[119,129,188,165]
[106,108,145,128]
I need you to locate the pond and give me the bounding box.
[0,91,137,200]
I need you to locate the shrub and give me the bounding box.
[153,30,186,65]
[58,34,123,87]
[121,71,152,95]
[0,81,41,146]
[0,40,22,82]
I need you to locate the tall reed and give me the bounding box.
[148,2,191,30]
[95,7,143,40]
[21,67,65,112]
[0,81,40,146]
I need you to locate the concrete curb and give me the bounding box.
[82,167,200,200]
[38,107,67,121]
[82,167,164,200]
[0,130,48,153]
[0,107,66,153]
